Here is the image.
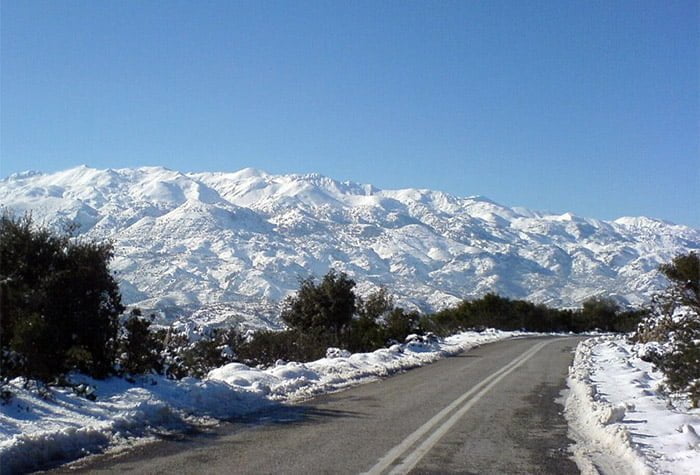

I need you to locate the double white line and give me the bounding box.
[363,339,557,475]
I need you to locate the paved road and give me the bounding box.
[56,336,583,474]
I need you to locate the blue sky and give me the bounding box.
[2,1,698,226]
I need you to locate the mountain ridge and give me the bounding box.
[2,165,698,328]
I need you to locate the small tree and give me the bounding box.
[117,309,164,376]
[357,288,394,322]
[0,212,124,380]
[348,288,395,352]
[659,252,699,312]
[580,297,621,332]
[281,270,356,344]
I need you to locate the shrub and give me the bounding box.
[578,297,628,332]
[383,308,420,343]
[659,252,699,312]
[347,288,395,352]
[420,292,640,335]
[0,212,124,381]
[346,316,384,353]
[241,282,424,363]
[655,310,700,405]
[237,329,330,367]
[161,326,243,379]
[281,270,356,345]
[633,252,700,407]
[116,309,164,376]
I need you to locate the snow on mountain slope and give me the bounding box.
[1,165,698,327]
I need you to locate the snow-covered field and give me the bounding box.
[565,336,700,474]
[0,329,519,474]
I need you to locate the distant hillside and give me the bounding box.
[2,165,698,328]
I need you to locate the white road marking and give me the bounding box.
[363,339,556,475]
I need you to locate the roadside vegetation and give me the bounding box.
[0,211,657,397]
[1,213,124,382]
[423,293,643,336]
[631,252,700,406]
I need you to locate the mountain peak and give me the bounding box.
[229,167,271,180]
[4,170,44,181]
[1,165,698,324]
[614,216,675,228]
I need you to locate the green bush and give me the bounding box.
[579,297,621,332]
[383,308,420,343]
[281,270,356,345]
[0,212,124,381]
[116,309,164,376]
[421,293,636,335]
[242,279,425,364]
[237,329,330,367]
[347,288,396,352]
[659,252,699,312]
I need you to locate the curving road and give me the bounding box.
[55,336,583,474]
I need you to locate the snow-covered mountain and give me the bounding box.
[2,166,698,326]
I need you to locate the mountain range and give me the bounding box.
[2,166,698,329]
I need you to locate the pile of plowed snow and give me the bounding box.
[565,336,700,474]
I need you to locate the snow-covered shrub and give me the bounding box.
[325,347,351,358]
[160,325,242,379]
[632,252,700,407]
[656,311,700,405]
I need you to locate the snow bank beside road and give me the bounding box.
[208,330,515,400]
[0,329,518,473]
[565,336,700,474]
[0,376,269,474]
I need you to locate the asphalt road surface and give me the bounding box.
[55,336,583,474]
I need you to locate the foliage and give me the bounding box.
[579,297,620,331]
[160,326,243,379]
[654,311,700,406]
[237,329,330,367]
[116,309,164,376]
[658,252,699,312]
[0,212,124,381]
[346,288,396,352]
[383,308,421,343]
[244,278,425,364]
[280,270,356,344]
[422,293,637,336]
[346,289,421,352]
[632,252,700,406]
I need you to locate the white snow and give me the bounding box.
[564,336,700,474]
[0,329,518,473]
[1,165,697,327]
